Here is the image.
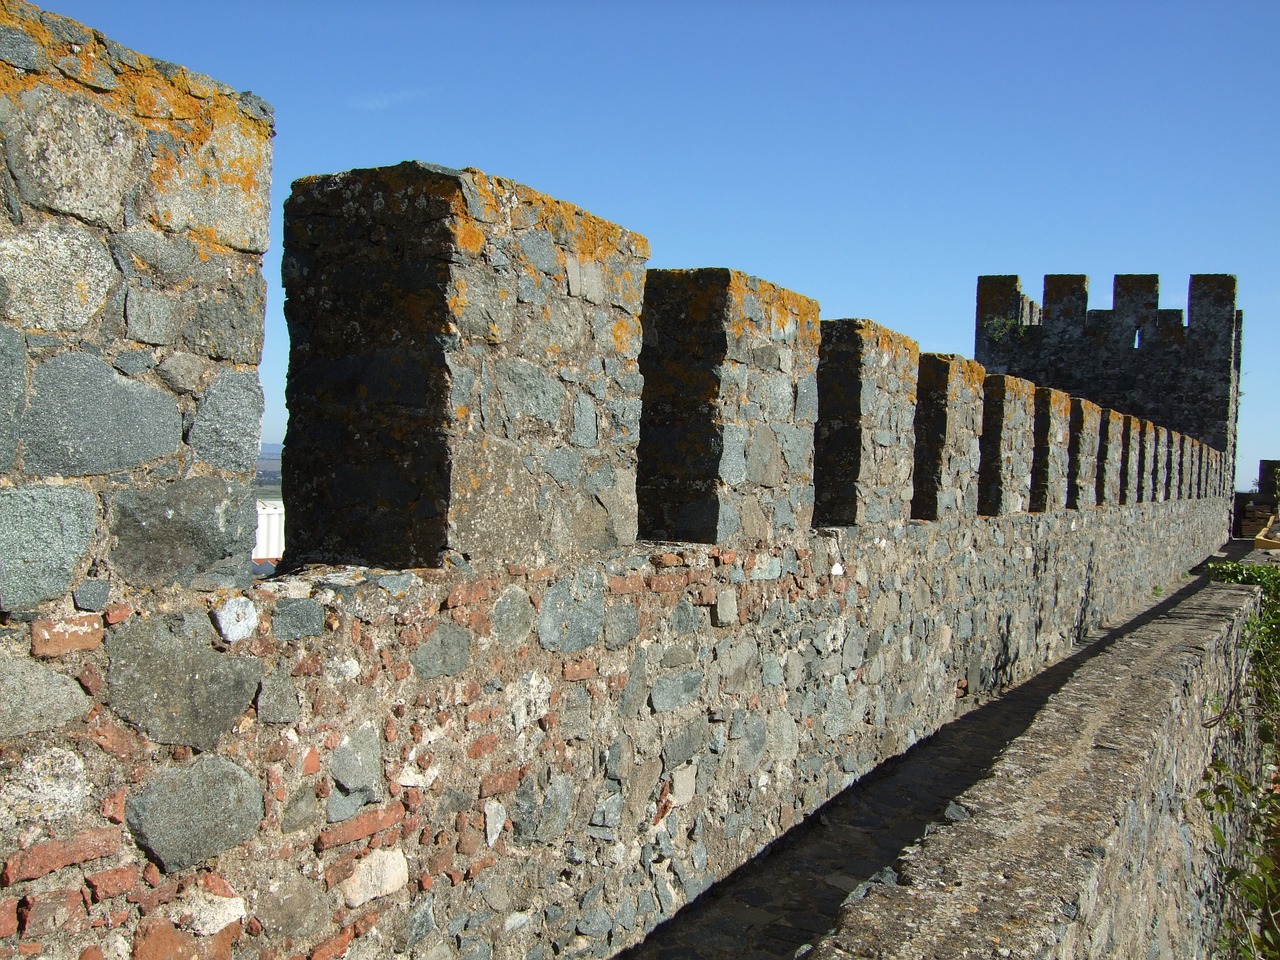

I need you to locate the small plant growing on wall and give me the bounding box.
[981,314,1026,343]
[1202,561,1280,957]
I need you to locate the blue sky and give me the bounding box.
[51,1,1278,488]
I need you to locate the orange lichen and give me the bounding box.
[455,221,485,257]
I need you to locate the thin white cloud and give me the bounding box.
[344,88,431,112]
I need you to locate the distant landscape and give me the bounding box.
[256,442,282,500]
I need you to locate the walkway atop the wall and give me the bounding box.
[622,548,1258,960]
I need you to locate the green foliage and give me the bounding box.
[981,314,1026,344]
[1201,561,1280,956]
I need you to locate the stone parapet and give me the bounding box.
[282,162,650,568]
[1094,409,1123,506]
[814,319,920,525]
[910,353,985,521]
[1032,386,1071,512]
[636,268,819,545]
[977,374,1036,516]
[0,0,272,614]
[1066,398,1100,509]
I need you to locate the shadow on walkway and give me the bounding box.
[621,572,1215,960]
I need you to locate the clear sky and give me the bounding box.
[50,1,1278,488]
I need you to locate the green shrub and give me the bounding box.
[1202,561,1280,956]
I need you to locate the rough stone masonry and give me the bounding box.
[0,4,1246,960]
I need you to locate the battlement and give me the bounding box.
[975,273,1242,461]
[0,7,1244,959]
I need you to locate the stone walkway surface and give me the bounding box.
[621,551,1262,960]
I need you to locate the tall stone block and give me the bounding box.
[637,269,819,544]
[911,354,985,520]
[1121,415,1142,505]
[1137,421,1158,503]
[284,163,649,567]
[1031,387,1071,512]
[977,375,1036,516]
[813,319,919,526]
[0,5,272,611]
[1169,432,1185,500]
[1152,426,1169,503]
[1067,398,1101,509]
[1096,409,1124,505]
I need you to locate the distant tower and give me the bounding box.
[975,275,1242,471]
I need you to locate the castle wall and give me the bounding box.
[975,273,1243,471]
[0,6,1243,959]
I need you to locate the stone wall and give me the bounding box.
[975,272,1243,473]
[0,0,273,616]
[282,163,648,568]
[812,580,1259,960]
[0,6,1245,960]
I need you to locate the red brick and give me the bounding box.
[30,614,103,657]
[128,878,180,915]
[86,717,141,760]
[646,573,689,593]
[563,660,597,681]
[690,585,717,606]
[85,865,140,902]
[77,662,105,697]
[466,734,498,759]
[650,552,685,567]
[80,948,106,960]
[2,828,120,885]
[607,575,644,595]
[103,603,133,625]
[301,747,321,776]
[445,579,493,609]
[314,802,405,852]
[132,918,201,960]
[456,828,482,857]
[466,855,496,880]
[0,897,16,937]
[19,888,87,937]
[479,767,524,798]
[310,929,355,960]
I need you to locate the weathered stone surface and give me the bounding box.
[188,370,263,471]
[0,324,20,471]
[651,670,703,713]
[340,848,409,908]
[106,614,262,750]
[0,24,46,71]
[125,755,263,872]
[253,869,328,939]
[409,622,472,680]
[327,723,383,823]
[256,669,300,725]
[155,351,209,394]
[124,287,180,345]
[0,485,96,612]
[491,586,536,647]
[662,717,711,774]
[0,220,117,331]
[109,478,254,589]
[146,120,272,253]
[271,597,324,640]
[22,352,180,475]
[2,87,142,226]
[187,270,267,363]
[0,658,89,737]
[213,596,258,643]
[0,747,86,824]
[538,569,606,653]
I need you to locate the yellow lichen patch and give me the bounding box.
[446,279,469,317]
[455,220,485,257]
[612,315,641,354]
